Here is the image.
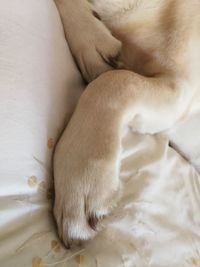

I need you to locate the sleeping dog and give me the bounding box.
[53,0,200,247]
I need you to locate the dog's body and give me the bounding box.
[54,0,200,246]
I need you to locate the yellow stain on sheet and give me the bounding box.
[51,240,61,253]
[75,254,85,264]
[191,257,200,266]
[47,138,54,149]
[32,257,44,267]
[28,176,37,187]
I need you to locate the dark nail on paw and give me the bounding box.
[88,215,98,230]
[108,56,118,68]
[65,242,71,250]
[92,10,101,20]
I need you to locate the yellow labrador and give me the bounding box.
[54,0,200,246]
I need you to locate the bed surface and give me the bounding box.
[0,1,200,266]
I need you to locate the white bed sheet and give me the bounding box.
[0,1,200,267]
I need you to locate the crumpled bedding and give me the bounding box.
[0,1,200,267]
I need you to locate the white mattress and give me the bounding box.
[0,1,200,267]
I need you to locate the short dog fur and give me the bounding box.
[53,0,200,246]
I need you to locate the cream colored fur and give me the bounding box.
[54,0,200,247]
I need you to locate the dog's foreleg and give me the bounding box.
[53,69,193,245]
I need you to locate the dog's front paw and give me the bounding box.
[70,10,121,83]
[53,136,121,247]
[55,0,122,82]
[77,20,121,82]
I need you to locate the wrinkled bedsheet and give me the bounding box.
[0,1,200,267]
